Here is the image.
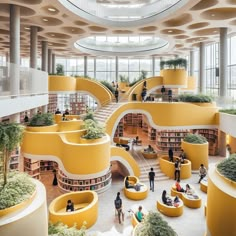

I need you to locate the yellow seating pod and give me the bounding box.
[141,149,158,159]
[130,204,148,228]
[49,191,98,229]
[124,176,148,200]
[200,179,208,193]
[159,155,191,179]
[156,198,184,217]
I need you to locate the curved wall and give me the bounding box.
[162,69,187,87]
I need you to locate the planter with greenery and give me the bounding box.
[217,154,236,183]
[219,109,236,115]
[56,63,65,75]
[160,58,187,70]
[100,80,115,93]
[178,94,214,105]
[181,133,209,170]
[133,211,177,236]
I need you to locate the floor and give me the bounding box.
[40,130,225,236]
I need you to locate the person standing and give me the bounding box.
[198,164,207,183]
[161,85,166,96]
[114,192,124,224]
[174,158,181,182]
[114,88,119,103]
[149,167,155,192]
[23,112,29,123]
[168,147,174,162]
[168,89,172,102]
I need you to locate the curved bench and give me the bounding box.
[159,155,191,179]
[49,191,98,229]
[130,204,148,228]
[124,176,148,200]
[200,179,208,193]
[156,198,183,217]
[141,150,158,159]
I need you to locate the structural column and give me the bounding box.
[199,42,206,94]
[219,27,228,97]
[152,56,155,77]
[189,50,195,76]
[115,56,118,82]
[52,53,56,74]
[48,49,52,74]
[94,58,96,79]
[30,26,38,69]
[41,41,48,72]
[84,56,88,77]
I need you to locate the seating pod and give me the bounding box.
[200,179,208,193]
[156,199,184,217]
[159,155,191,179]
[130,204,148,228]
[141,150,158,159]
[49,191,98,229]
[124,176,148,200]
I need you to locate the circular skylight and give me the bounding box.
[59,0,190,27]
[75,35,170,56]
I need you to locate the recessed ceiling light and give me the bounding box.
[43,18,48,22]
[168,30,173,33]
[71,29,75,32]
[24,27,30,30]
[51,34,55,36]
[211,14,215,17]
[48,7,56,12]
[213,30,218,33]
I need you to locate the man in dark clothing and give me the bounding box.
[168,147,174,162]
[161,85,166,95]
[149,167,155,192]
[114,89,119,103]
[114,192,124,224]
[174,158,181,182]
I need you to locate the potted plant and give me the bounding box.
[160,58,187,70]
[81,119,105,140]
[178,94,214,106]
[181,133,208,170]
[133,211,177,236]
[56,63,64,75]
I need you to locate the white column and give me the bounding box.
[48,49,52,74]
[41,41,48,72]
[115,56,118,82]
[52,53,56,74]
[190,50,194,76]
[199,42,206,94]
[152,56,155,77]
[84,56,88,77]
[30,26,38,69]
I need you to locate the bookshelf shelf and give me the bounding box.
[24,157,40,180]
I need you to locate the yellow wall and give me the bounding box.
[49,76,77,91]
[228,136,236,153]
[206,167,236,236]
[162,69,187,86]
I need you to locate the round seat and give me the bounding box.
[141,149,158,159]
[200,179,208,193]
[156,198,183,217]
[182,193,202,208]
[49,191,98,229]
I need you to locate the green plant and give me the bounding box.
[217,154,236,182]
[178,94,213,103]
[100,80,115,93]
[48,222,86,236]
[119,74,129,83]
[28,113,54,127]
[139,70,147,80]
[0,172,36,209]
[82,119,105,140]
[56,64,65,76]
[135,211,177,236]
[183,133,207,144]
[160,58,187,70]
[0,123,24,186]
[82,110,95,121]
[219,109,236,115]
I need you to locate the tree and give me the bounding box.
[56,64,64,75]
[0,123,24,186]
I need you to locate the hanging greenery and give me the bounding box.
[183,133,207,144]
[160,58,187,70]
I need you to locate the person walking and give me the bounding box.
[148,167,155,192]
[198,164,207,183]
[114,88,119,103]
[114,192,124,224]
[174,158,181,182]
[168,147,174,162]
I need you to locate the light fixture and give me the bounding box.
[211,14,215,17]
[168,30,173,33]
[43,18,48,22]
[48,7,56,12]
[24,26,30,30]
[213,30,218,33]
[51,34,55,36]
[71,29,75,32]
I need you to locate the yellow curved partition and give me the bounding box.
[49,191,98,229]
[159,156,191,180]
[181,76,196,91]
[156,199,184,217]
[48,76,112,107]
[128,76,163,101]
[22,127,111,176]
[110,146,140,177]
[105,102,218,137]
[162,69,187,86]
[206,167,236,236]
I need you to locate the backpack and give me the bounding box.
[134,183,141,191]
[115,199,121,209]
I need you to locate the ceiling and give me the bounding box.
[0,0,236,58]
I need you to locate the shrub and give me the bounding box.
[0,172,36,209]
[100,80,115,93]
[82,119,105,140]
[135,211,177,236]
[183,133,207,144]
[178,94,213,103]
[217,154,236,182]
[219,109,236,115]
[28,113,54,127]
[160,58,187,70]
[48,222,86,236]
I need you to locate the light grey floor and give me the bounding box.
[88,156,224,236]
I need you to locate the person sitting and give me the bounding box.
[145,144,154,153]
[198,164,207,183]
[179,149,186,164]
[175,180,185,192]
[185,184,199,199]
[55,108,61,114]
[135,205,144,222]
[66,199,74,212]
[162,190,173,206]
[64,109,69,115]
[125,176,135,189]
[133,136,139,145]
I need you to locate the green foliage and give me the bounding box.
[183,133,207,144]
[129,79,141,87]
[82,119,105,140]
[0,172,36,209]
[82,110,95,121]
[100,80,115,93]
[135,211,177,236]
[217,154,236,182]
[178,94,213,103]
[129,70,148,87]
[56,64,65,76]
[219,109,236,115]
[48,222,87,236]
[28,113,54,127]
[119,74,129,83]
[160,58,187,70]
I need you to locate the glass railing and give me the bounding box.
[0,63,48,98]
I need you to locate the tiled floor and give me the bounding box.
[41,148,224,236]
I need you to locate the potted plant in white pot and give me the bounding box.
[181,133,208,170]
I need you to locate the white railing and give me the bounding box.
[0,63,48,98]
